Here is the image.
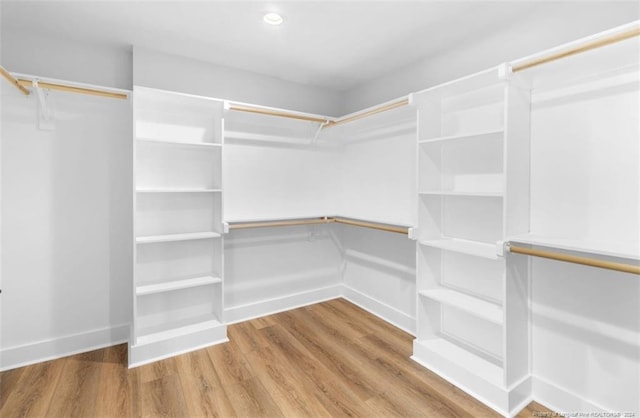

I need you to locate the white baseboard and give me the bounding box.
[533,375,608,415]
[0,324,129,372]
[224,284,342,325]
[341,284,415,335]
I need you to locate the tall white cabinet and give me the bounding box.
[412,65,532,416]
[130,87,228,367]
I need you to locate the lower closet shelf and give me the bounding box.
[412,338,503,387]
[136,276,222,296]
[136,314,223,346]
[419,289,503,325]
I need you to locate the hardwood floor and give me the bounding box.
[1,298,553,417]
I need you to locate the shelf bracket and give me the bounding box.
[498,63,511,81]
[311,121,330,145]
[33,80,55,131]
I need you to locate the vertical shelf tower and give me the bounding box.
[130,87,228,367]
[412,65,532,416]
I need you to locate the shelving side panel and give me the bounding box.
[416,98,442,141]
[504,252,530,387]
[504,82,531,238]
[416,246,441,340]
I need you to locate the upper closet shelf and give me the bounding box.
[508,234,639,261]
[511,22,640,91]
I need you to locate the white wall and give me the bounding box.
[0,29,344,116]
[1,28,133,91]
[225,225,342,323]
[343,3,639,113]
[0,84,132,370]
[133,47,342,117]
[528,68,639,413]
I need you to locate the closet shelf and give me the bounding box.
[419,289,503,325]
[136,231,221,244]
[136,188,222,193]
[413,338,503,387]
[420,238,499,260]
[419,129,503,144]
[136,314,222,346]
[136,137,222,148]
[419,191,503,198]
[508,233,640,261]
[136,275,222,296]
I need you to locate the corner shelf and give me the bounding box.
[419,238,499,260]
[136,275,222,296]
[135,231,221,244]
[419,289,503,325]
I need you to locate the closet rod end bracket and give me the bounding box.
[33,80,55,131]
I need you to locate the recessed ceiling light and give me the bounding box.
[263,12,283,26]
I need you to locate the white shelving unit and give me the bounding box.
[130,86,228,367]
[412,65,532,416]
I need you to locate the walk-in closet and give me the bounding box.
[1,2,638,417]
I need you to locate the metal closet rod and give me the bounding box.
[512,26,640,72]
[228,216,409,235]
[508,245,640,275]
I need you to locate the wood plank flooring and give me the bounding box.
[0,298,553,417]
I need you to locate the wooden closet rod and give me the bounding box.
[16,79,128,100]
[228,104,331,124]
[323,98,410,129]
[512,26,640,72]
[228,216,409,235]
[229,217,334,230]
[508,245,640,275]
[332,217,409,235]
[0,65,30,95]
